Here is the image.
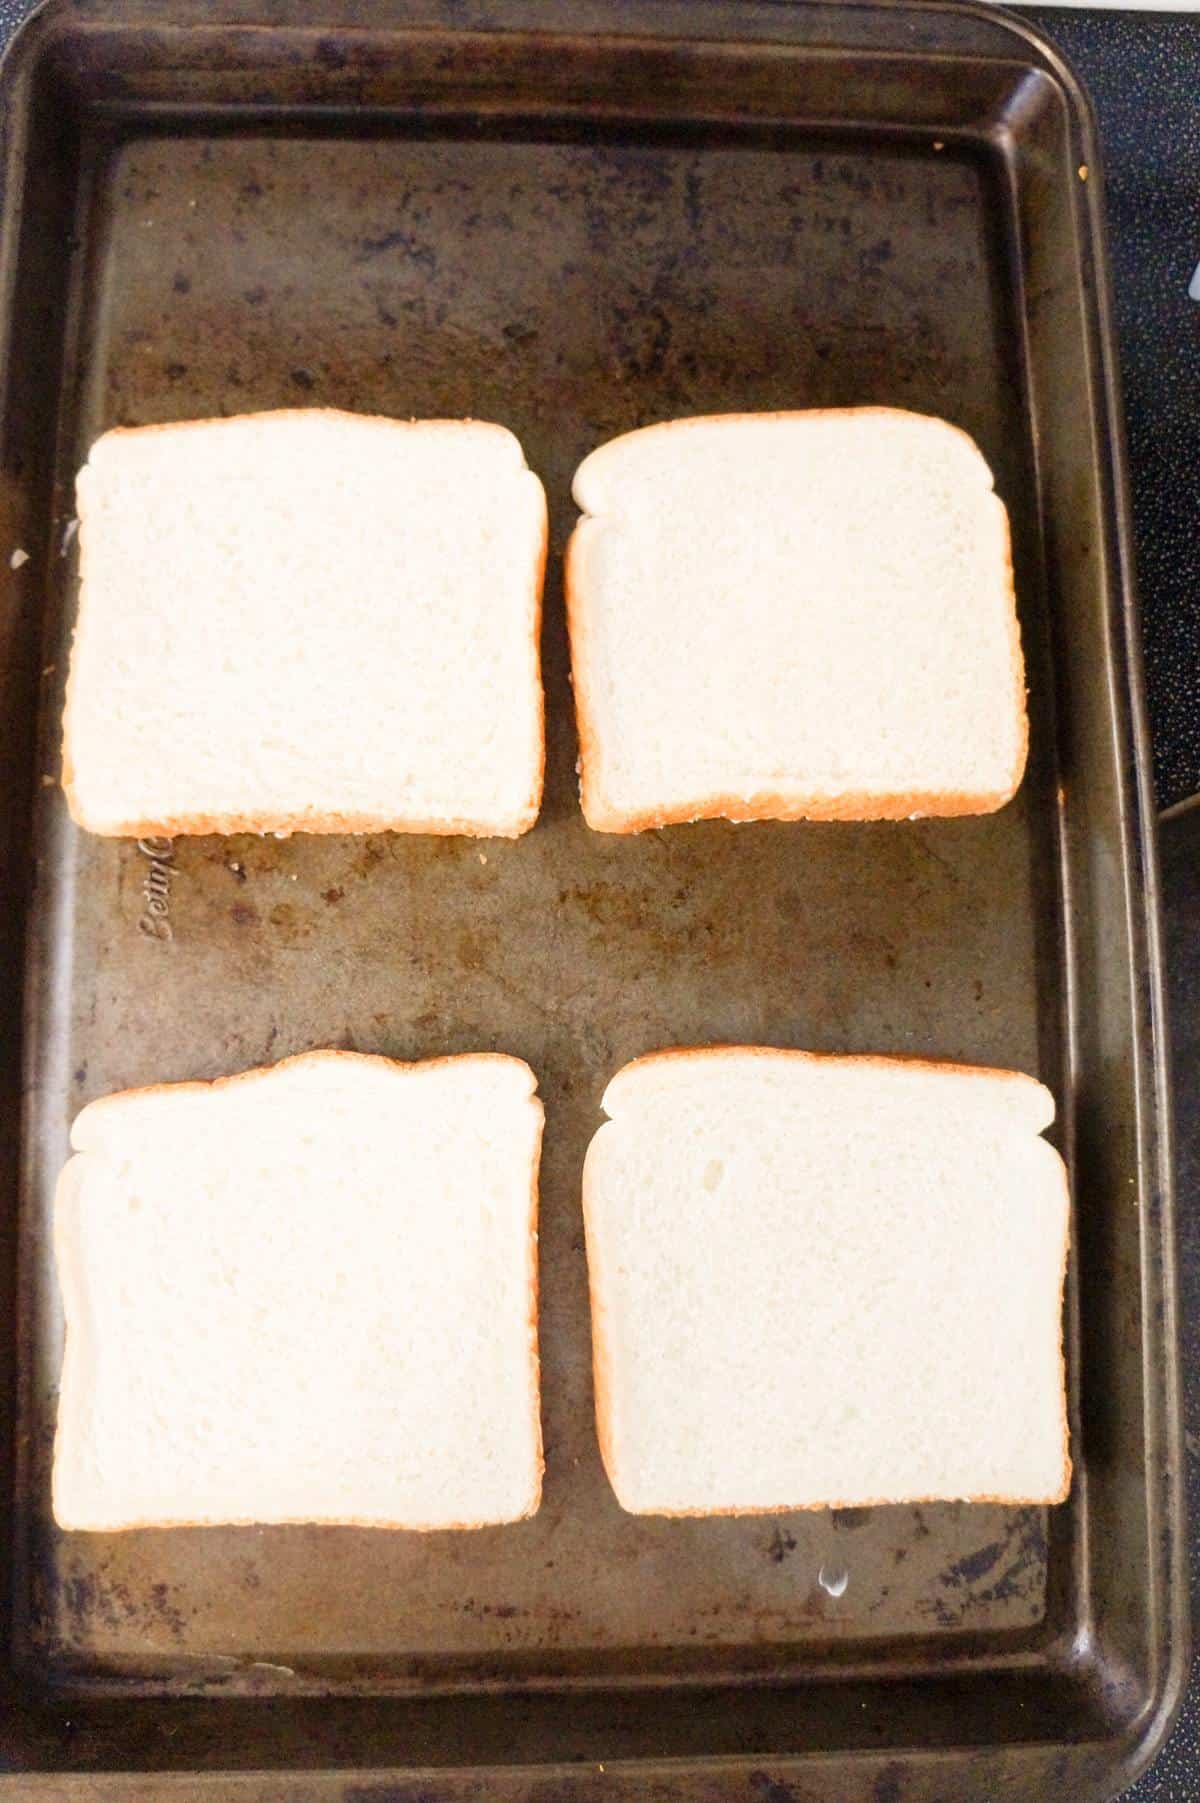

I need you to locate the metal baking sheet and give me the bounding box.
[0,0,1185,1794]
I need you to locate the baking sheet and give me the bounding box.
[0,0,1183,1792]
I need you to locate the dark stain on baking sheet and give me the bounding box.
[923,1509,1049,1628]
[23,126,1062,1689]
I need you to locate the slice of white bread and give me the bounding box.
[63,410,547,838]
[583,1047,1069,1515]
[566,409,1027,832]
[52,1051,544,1531]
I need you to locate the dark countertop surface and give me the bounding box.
[0,0,1195,1794]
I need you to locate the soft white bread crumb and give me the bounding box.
[53,1051,544,1531]
[64,410,547,838]
[567,410,1026,831]
[583,1047,1069,1515]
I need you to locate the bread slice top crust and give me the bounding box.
[64,410,547,838]
[567,409,1026,832]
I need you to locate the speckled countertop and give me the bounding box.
[1024,9,1200,820]
[0,0,1194,1794]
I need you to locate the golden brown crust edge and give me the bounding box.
[565,410,1029,834]
[579,786,1022,834]
[69,1047,538,1124]
[84,408,528,445]
[996,488,1030,800]
[54,1047,546,1532]
[524,1089,547,1518]
[572,404,994,465]
[599,1477,1070,1520]
[587,1043,1070,1516]
[61,805,541,839]
[54,1506,541,1534]
[525,483,549,835]
[51,1153,90,1534]
[602,1041,1056,1093]
[63,411,549,841]
[580,1138,623,1505]
[563,515,603,834]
